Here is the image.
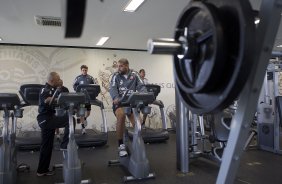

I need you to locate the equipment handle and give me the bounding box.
[147,39,182,55]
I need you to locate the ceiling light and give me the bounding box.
[124,0,145,12]
[277,45,282,48]
[0,37,2,41]
[254,18,260,25]
[96,37,110,46]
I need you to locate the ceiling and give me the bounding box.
[0,0,281,51]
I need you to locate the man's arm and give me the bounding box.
[144,78,149,85]
[39,88,52,105]
[90,76,95,84]
[73,76,79,91]
[109,73,120,104]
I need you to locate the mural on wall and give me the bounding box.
[0,46,175,132]
[0,46,87,132]
[98,55,118,108]
[0,46,49,132]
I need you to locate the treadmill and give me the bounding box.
[128,84,169,143]
[16,84,44,150]
[75,84,108,147]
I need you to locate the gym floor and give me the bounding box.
[17,132,282,184]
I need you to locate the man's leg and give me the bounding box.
[142,114,147,128]
[55,128,60,140]
[82,110,90,134]
[81,104,91,134]
[128,114,135,128]
[115,107,129,157]
[37,127,55,175]
[115,107,126,144]
[53,115,69,149]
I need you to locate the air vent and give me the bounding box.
[34,16,62,27]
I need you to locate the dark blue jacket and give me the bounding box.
[73,74,95,91]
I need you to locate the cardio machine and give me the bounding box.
[16,84,44,151]
[55,92,91,184]
[188,109,232,164]
[108,92,156,182]
[75,84,108,147]
[0,93,30,184]
[127,84,169,143]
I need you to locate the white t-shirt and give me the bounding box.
[143,78,149,84]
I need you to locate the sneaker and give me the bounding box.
[82,128,86,135]
[37,170,55,177]
[118,144,128,157]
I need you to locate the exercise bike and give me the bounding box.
[54,92,91,184]
[0,93,29,184]
[108,92,156,182]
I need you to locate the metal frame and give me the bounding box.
[257,71,275,152]
[176,0,282,183]
[176,87,189,173]
[256,65,282,154]
[216,0,282,183]
[273,71,282,154]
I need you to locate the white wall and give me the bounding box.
[0,45,176,132]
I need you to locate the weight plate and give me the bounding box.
[174,0,255,114]
[175,1,227,93]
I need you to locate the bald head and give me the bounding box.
[47,72,61,87]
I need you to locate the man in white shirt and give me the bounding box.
[139,69,149,84]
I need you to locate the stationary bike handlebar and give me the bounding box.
[54,92,86,117]
[119,92,155,108]
[57,92,86,107]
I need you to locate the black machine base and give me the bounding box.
[108,159,155,183]
[127,127,169,143]
[74,129,107,147]
[16,131,41,151]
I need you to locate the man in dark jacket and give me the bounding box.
[109,58,146,157]
[36,72,69,176]
[73,65,96,134]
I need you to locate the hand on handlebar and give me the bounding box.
[44,97,53,104]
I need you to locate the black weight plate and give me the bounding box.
[174,0,255,114]
[174,1,227,93]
